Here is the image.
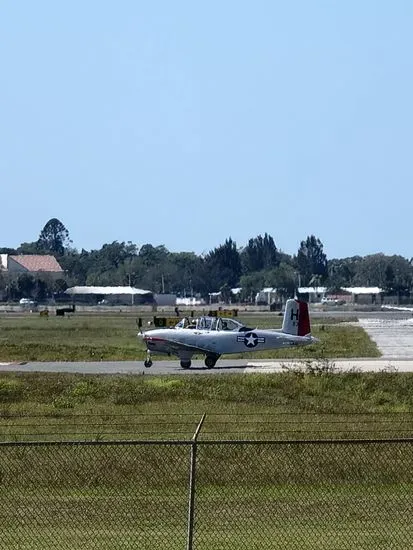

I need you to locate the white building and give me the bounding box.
[176,296,205,306]
[65,286,153,305]
[297,287,328,303]
[255,287,279,305]
[341,287,383,305]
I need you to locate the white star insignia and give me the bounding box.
[245,334,257,346]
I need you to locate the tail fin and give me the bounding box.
[282,299,311,336]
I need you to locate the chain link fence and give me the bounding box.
[194,439,413,549]
[1,436,413,549]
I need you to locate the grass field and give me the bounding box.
[1,370,413,440]
[1,433,413,549]
[2,481,413,549]
[1,372,413,549]
[1,311,410,549]
[0,310,379,361]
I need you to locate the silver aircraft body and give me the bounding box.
[139,298,318,369]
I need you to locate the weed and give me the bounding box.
[281,358,337,376]
[0,379,24,402]
[52,396,75,409]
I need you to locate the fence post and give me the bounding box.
[186,413,206,550]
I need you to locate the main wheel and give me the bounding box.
[205,355,217,369]
[144,359,153,368]
[180,360,191,369]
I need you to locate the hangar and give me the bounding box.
[65,286,154,306]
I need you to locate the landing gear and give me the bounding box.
[144,351,153,368]
[180,360,191,369]
[205,355,219,369]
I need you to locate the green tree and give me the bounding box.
[241,233,279,273]
[353,254,413,294]
[91,241,137,270]
[134,244,170,292]
[265,262,297,298]
[327,257,362,290]
[167,252,206,296]
[59,250,90,286]
[239,272,266,303]
[296,235,328,286]
[37,218,71,256]
[53,279,68,293]
[385,256,412,295]
[352,254,388,287]
[33,278,48,302]
[0,272,5,293]
[138,244,169,267]
[81,242,138,286]
[17,274,35,298]
[203,238,242,292]
[219,283,232,303]
[16,242,40,254]
[6,281,19,301]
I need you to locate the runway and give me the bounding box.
[1,309,413,375]
[1,357,413,374]
[358,316,413,358]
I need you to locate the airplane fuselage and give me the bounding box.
[140,299,318,369]
[144,327,315,356]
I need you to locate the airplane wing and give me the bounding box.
[168,339,213,355]
[145,333,214,356]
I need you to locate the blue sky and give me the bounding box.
[1,1,412,260]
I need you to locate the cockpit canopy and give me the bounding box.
[175,316,246,332]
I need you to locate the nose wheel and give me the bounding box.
[144,352,153,368]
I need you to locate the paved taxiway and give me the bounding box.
[358,317,413,358]
[2,309,413,375]
[1,357,413,374]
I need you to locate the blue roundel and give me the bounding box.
[243,332,259,348]
[237,332,265,348]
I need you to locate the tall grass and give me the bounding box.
[1,371,413,442]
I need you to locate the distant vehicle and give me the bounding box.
[138,298,319,369]
[321,298,345,305]
[19,298,37,309]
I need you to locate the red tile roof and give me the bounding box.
[10,255,63,273]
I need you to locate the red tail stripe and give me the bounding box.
[298,300,311,336]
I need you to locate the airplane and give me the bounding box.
[138,298,318,369]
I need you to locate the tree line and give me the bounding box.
[1,218,412,302]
